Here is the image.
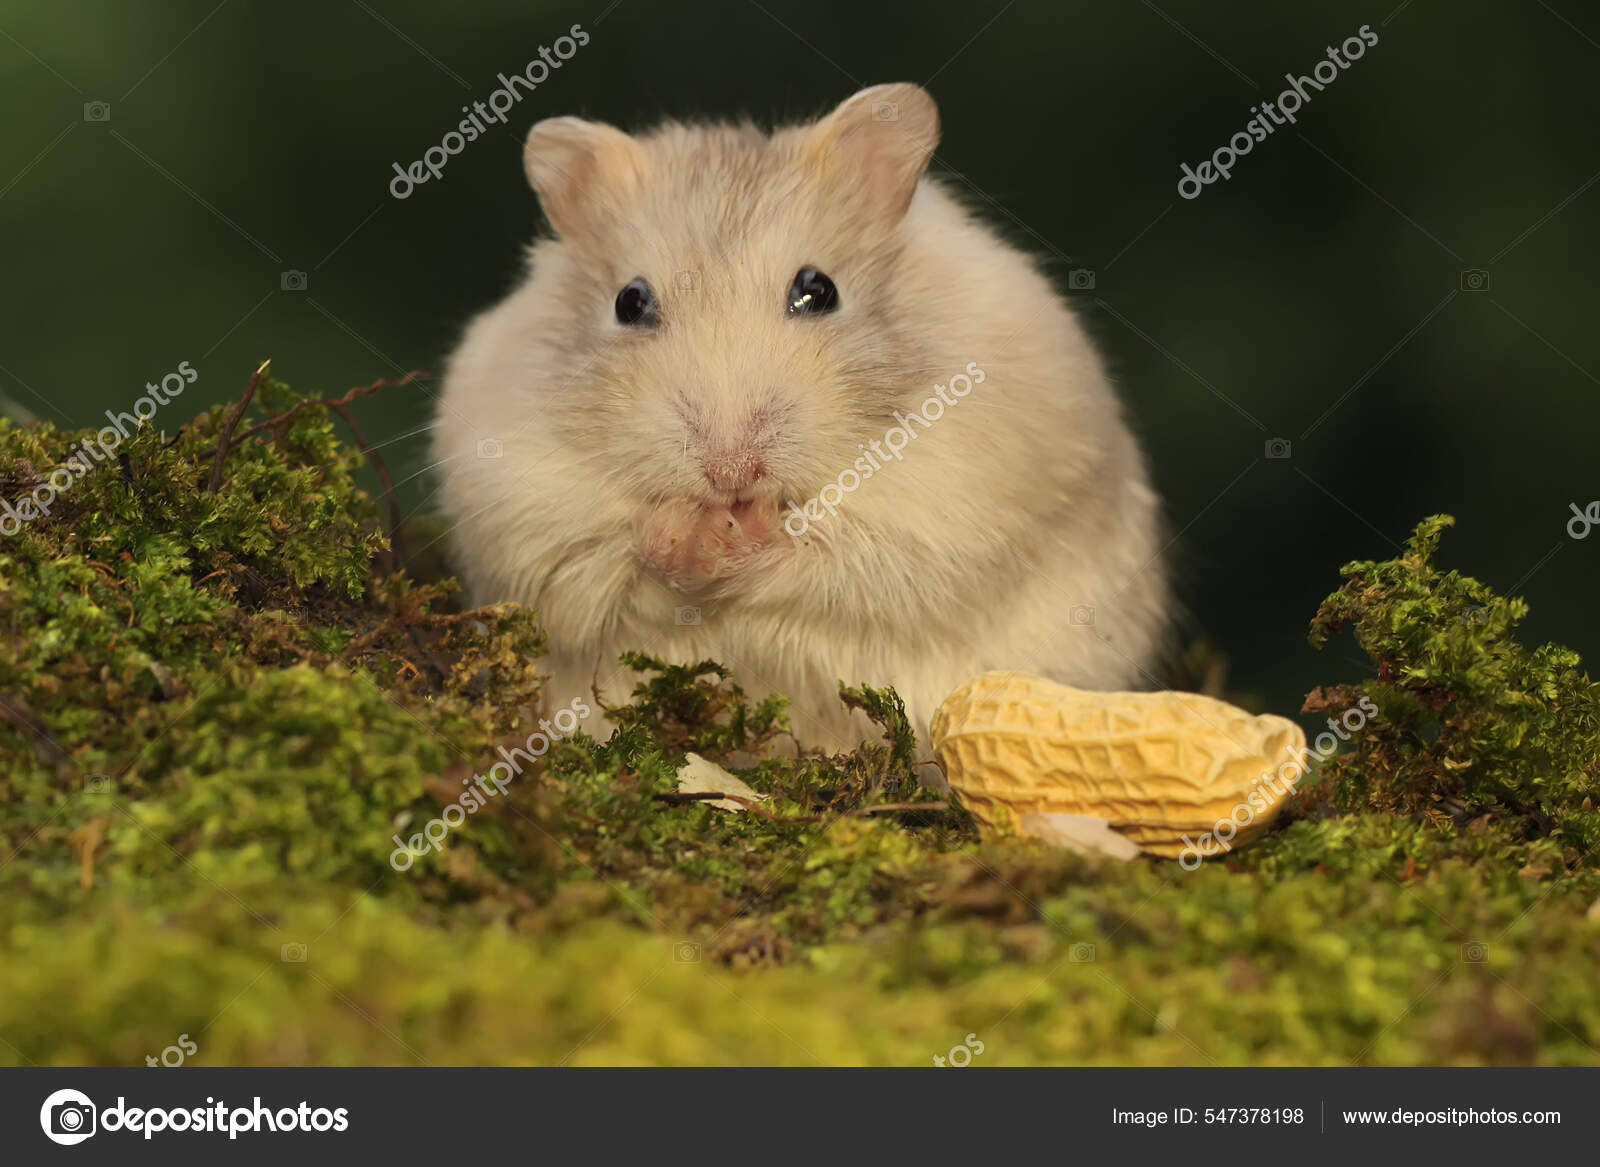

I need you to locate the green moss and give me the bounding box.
[1307,515,1600,852]
[2,378,1599,1066]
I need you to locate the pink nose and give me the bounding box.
[686,406,777,493]
[702,450,767,492]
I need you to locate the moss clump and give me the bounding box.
[3,372,1599,1066]
[1307,515,1600,854]
[605,652,790,757]
[0,371,544,918]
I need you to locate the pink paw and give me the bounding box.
[637,497,782,585]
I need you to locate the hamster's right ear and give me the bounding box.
[523,116,645,238]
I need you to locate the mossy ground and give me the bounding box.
[3,372,1599,1066]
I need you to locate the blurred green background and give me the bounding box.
[3,0,1596,714]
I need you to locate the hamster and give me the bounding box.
[431,82,1169,760]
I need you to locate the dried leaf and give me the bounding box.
[1016,813,1140,861]
[68,819,109,891]
[677,752,768,812]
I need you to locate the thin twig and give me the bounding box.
[838,800,949,818]
[193,370,429,463]
[229,370,428,449]
[649,791,948,824]
[206,359,270,491]
[330,400,407,575]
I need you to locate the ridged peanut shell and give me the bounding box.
[930,672,1307,858]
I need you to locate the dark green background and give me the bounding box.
[4,0,1596,712]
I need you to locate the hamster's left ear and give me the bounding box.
[804,83,939,219]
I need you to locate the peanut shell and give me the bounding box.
[930,672,1307,859]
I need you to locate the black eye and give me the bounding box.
[788,267,838,315]
[615,278,658,326]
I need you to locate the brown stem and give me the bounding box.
[329,400,406,575]
[206,359,270,491]
[649,791,947,824]
[196,369,429,463]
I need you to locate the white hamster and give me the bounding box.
[432,82,1169,755]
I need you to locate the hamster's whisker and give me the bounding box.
[402,471,542,561]
[391,454,457,491]
[362,422,438,455]
[389,477,449,536]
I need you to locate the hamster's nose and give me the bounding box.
[688,409,776,493]
[701,450,768,493]
[684,405,777,493]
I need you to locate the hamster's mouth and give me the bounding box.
[725,495,761,523]
[635,494,784,587]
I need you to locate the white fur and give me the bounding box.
[431,86,1168,758]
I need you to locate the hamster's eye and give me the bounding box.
[614,278,659,327]
[787,267,839,316]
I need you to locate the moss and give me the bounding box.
[2,375,1599,1066]
[1307,515,1600,852]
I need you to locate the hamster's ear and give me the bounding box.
[523,116,645,238]
[804,83,939,219]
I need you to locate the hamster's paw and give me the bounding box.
[636,496,783,585]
